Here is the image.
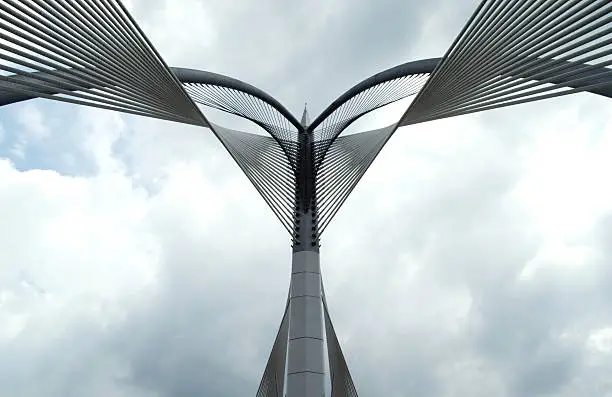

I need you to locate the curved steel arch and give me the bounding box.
[172,67,302,131]
[1,67,302,163]
[3,58,609,180]
[176,68,302,165]
[309,57,441,131]
[3,59,609,133]
[309,58,612,140]
[1,67,301,129]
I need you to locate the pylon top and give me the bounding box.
[300,102,310,128]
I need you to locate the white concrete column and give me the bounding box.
[286,250,325,397]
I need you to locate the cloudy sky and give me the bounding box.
[1,0,612,396]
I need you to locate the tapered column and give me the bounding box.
[286,249,325,397]
[286,106,324,397]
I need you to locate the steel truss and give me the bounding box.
[1,1,610,396]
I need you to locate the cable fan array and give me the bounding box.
[184,82,298,141]
[182,63,427,240]
[402,0,612,125]
[212,124,297,236]
[206,122,397,240]
[0,0,206,125]
[311,73,429,154]
[182,80,300,164]
[313,124,395,236]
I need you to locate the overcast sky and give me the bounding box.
[1,1,612,396]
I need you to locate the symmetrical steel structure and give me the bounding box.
[1,0,610,396]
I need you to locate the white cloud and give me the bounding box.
[588,328,612,354]
[6,103,51,159]
[0,103,290,396]
[129,0,218,67]
[16,103,49,141]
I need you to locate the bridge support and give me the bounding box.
[286,250,325,397]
